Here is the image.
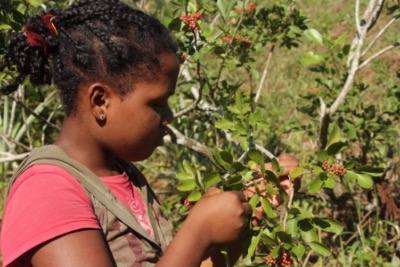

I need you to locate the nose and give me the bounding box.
[161,106,174,126]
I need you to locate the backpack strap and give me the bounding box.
[6,145,161,250]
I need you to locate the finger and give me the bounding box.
[204,187,221,196]
[242,202,253,217]
[236,191,248,203]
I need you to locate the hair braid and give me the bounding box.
[1,0,177,116]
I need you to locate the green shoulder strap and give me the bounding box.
[6,145,160,249]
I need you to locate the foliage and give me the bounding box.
[1,0,400,266]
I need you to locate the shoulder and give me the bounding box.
[1,164,100,267]
[8,163,85,199]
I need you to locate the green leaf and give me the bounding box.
[304,29,323,45]
[235,91,243,114]
[345,170,374,188]
[299,219,318,242]
[0,24,12,31]
[215,119,235,130]
[168,17,182,32]
[220,150,233,164]
[260,231,277,246]
[249,194,260,211]
[309,241,331,256]
[182,160,196,175]
[344,170,358,182]
[313,217,344,234]
[324,176,336,188]
[326,141,346,155]
[308,178,324,194]
[187,189,202,202]
[292,244,306,259]
[177,179,197,191]
[270,245,281,258]
[289,167,308,179]
[356,173,374,189]
[317,151,329,162]
[176,172,195,181]
[276,231,293,249]
[203,172,222,188]
[326,124,341,149]
[212,148,233,171]
[356,165,384,177]
[261,198,276,218]
[242,231,262,265]
[271,158,280,173]
[28,0,43,6]
[217,0,228,17]
[247,148,264,165]
[286,218,299,237]
[300,52,324,66]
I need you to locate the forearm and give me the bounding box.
[156,219,209,267]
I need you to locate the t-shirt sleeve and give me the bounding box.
[0,165,101,267]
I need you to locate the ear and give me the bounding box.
[87,83,114,122]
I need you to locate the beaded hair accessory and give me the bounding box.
[24,14,57,55]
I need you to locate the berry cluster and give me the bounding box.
[265,251,293,267]
[322,160,347,176]
[221,35,253,46]
[235,2,256,14]
[181,12,203,31]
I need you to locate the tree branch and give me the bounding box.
[164,125,214,162]
[359,42,400,70]
[362,14,399,57]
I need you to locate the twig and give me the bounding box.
[0,152,30,163]
[164,125,214,162]
[174,63,206,118]
[255,46,275,103]
[254,143,276,160]
[7,94,61,132]
[359,42,400,70]
[362,15,399,57]
[282,182,295,231]
[302,251,312,267]
[355,0,361,37]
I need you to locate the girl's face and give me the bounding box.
[102,52,180,162]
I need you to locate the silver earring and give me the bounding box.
[99,114,106,121]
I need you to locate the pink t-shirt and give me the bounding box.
[1,164,153,267]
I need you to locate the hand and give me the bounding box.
[244,154,301,224]
[186,187,252,245]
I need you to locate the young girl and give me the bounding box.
[0,1,253,266]
[0,1,298,266]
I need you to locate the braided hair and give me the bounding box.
[0,0,178,115]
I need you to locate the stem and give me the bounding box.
[359,42,400,70]
[254,45,275,103]
[362,14,399,57]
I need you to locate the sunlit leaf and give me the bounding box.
[356,165,385,177]
[289,167,308,179]
[187,189,201,202]
[203,172,222,188]
[176,172,194,181]
[292,244,306,259]
[309,241,331,256]
[304,29,323,45]
[177,179,197,191]
[242,231,262,265]
[326,124,341,149]
[261,198,276,218]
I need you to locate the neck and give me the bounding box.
[55,116,120,177]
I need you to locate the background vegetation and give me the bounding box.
[0,0,399,266]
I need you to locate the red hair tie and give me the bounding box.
[25,14,57,55]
